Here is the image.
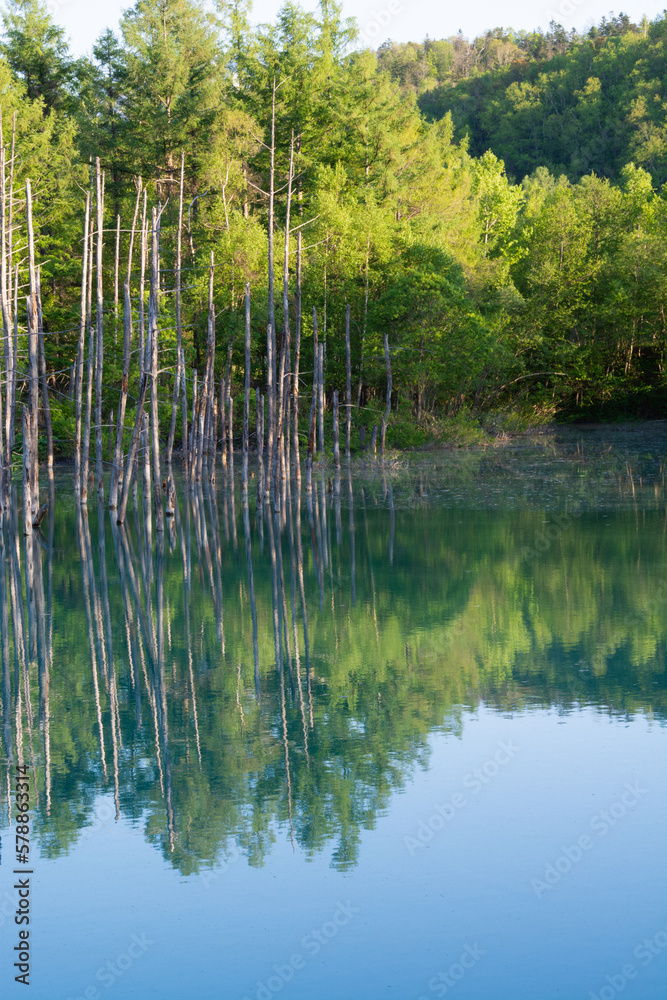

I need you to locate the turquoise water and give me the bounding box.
[0,427,666,999]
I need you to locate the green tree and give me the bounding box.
[0,0,74,111]
[120,0,224,188]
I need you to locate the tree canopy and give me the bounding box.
[0,1,665,451]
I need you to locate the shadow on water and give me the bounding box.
[0,434,666,873]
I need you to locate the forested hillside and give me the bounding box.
[0,0,665,464]
[383,15,667,185]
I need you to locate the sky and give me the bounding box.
[46,0,664,57]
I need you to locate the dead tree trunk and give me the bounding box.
[148,207,164,531]
[113,213,120,343]
[25,180,39,518]
[256,392,264,504]
[22,408,31,535]
[180,346,188,476]
[333,389,340,472]
[74,192,91,503]
[116,363,150,526]
[138,189,147,381]
[317,341,324,459]
[1,142,13,497]
[10,264,18,460]
[380,331,392,457]
[0,318,4,509]
[194,253,215,484]
[305,391,316,494]
[312,305,319,456]
[242,282,251,495]
[94,159,105,500]
[109,179,142,510]
[188,372,198,477]
[81,210,95,503]
[227,394,234,481]
[166,151,184,467]
[265,76,277,502]
[36,269,53,482]
[292,231,302,482]
[209,396,218,486]
[345,303,351,462]
[305,316,318,493]
[273,132,294,504]
[6,115,16,460]
[116,202,158,526]
[219,376,227,471]
[141,411,152,541]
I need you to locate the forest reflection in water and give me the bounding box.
[0,431,666,877]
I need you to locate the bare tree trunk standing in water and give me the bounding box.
[110,179,142,510]
[5,114,17,471]
[113,213,120,344]
[0,137,12,508]
[380,331,392,458]
[180,346,188,477]
[227,394,234,482]
[166,152,184,468]
[36,268,53,485]
[345,303,351,462]
[273,132,294,506]
[292,231,302,483]
[333,390,340,473]
[317,322,324,460]
[265,76,277,504]
[305,323,318,494]
[242,283,251,496]
[81,208,95,503]
[116,202,158,526]
[25,180,39,520]
[95,159,105,501]
[138,190,147,381]
[317,342,324,460]
[149,207,164,531]
[256,393,264,505]
[22,408,31,534]
[193,253,216,484]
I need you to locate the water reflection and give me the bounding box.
[0,436,666,877]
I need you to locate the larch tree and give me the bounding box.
[120,0,224,188]
[0,0,75,112]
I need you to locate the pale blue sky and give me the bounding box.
[46,0,663,57]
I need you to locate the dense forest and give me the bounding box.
[1,0,666,469]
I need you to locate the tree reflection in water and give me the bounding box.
[0,437,665,874]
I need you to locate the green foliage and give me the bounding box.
[417,13,667,187]
[1,0,76,111]
[0,3,666,446]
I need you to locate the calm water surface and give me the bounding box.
[1,427,666,1000]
